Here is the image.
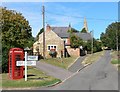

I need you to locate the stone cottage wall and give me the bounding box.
[38,30,64,58]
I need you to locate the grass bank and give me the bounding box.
[82,50,105,66]
[40,56,78,69]
[2,67,61,88]
[111,51,120,70]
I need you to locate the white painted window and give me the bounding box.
[47,45,57,51]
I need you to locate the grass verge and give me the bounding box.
[111,51,119,64]
[2,67,61,88]
[111,60,120,64]
[111,50,120,70]
[40,56,78,69]
[82,50,105,65]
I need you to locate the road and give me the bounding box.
[51,50,118,90]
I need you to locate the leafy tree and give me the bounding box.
[70,34,83,48]
[85,40,92,51]
[81,28,87,33]
[1,7,34,73]
[83,39,102,53]
[100,22,120,50]
[93,39,102,52]
[36,28,44,41]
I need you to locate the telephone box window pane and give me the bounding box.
[15,55,21,71]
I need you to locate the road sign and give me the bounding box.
[16,61,36,66]
[27,56,38,61]
[16,61,24,66]
[27,61,36,66]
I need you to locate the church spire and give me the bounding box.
[68,23,71,31]
[84,17,88,32]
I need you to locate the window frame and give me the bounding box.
[47,45,57,51]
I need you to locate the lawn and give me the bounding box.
[82,50,105,65]
[40,56,78,69]
[2,67,61,88]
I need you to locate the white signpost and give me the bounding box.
[16,61,36,66]
[27,56,38,61]
[16,53,38,81]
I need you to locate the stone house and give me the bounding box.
[33,18,92,58]
[33,24,79,58]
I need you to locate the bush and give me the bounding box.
[49,49,57,58]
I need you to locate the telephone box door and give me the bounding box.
[9,48,24,80]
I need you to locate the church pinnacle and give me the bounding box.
[83,17,88,32]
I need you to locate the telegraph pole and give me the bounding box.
[116,25,118,51]
[90,30,94,54]
[42,4,45,59]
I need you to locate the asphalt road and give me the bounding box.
[52,50,118,90]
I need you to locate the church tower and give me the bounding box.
[83,17,88,32]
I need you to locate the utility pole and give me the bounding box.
[42,4,45,59]
[116,27,118,52]
[90,30,94,54]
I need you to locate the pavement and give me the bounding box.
[36,61,73,81]
[68,56,86,73]
[52,50,119,90]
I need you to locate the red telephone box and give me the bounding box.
[9,48,24,80]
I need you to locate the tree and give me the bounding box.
[70,34,83,48]
[36,28,44,41]
[81,28,87,33]
[1,7,34,73]
[85,40,92,51]
[93,39,102,52]
[100,22,120,50]
[83,39,102,53]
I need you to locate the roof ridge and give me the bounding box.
[51,26,68,28]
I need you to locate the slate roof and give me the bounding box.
[51,27,70,38]
[51,27,92,41]
[51,27,78,38]
[76,33,92,41]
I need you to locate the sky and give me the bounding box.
[2,2,118,39]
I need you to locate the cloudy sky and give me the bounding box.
[2,1,118,39]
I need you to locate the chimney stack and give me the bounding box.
[46,24,51,32]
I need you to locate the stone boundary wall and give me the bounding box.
[67,48,80,57]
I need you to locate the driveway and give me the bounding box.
[68,56,86,73]
[36,61,73,81]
